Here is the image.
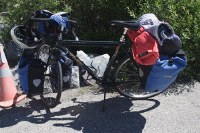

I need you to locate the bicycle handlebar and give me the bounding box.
[29,17,140,43]
[30,16,77,25]
[30,17,140,31]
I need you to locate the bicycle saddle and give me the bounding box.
[110,20,140,30]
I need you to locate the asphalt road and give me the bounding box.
[0,82,200,133]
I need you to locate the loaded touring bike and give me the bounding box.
[11,11,186,109]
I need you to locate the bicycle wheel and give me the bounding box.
[113,56,164,99]
[40,54,63,108]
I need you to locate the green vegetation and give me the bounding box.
[136,0,200,81]
[0,0,199,82]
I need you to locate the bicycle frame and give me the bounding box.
[27,17,132,86]
[13,14,172,109]
[53,28,130,86]
[41,27,131,110]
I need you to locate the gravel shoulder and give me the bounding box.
[0,82,200,133]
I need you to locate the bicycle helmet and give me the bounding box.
[10,25,42,49]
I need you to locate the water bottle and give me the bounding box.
[92,54,110,77]
[76,50,92,66]
[98,54,110,77]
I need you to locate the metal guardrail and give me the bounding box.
[0,12,10,16]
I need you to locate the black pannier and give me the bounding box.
[18,51,45,96]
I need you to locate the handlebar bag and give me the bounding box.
[18,56,45,96]
[127,27,159,65]
[25,10,71,40]
[139,51,187,92]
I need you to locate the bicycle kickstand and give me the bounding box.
[102,86,107,112]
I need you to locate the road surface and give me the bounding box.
[0,82,200,133]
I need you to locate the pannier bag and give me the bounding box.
[18,56,45,95]
[127,27,159,65]
[140,52,187,92]
[130,13,187,92]
[60,52,73,88]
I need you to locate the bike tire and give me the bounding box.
[40,53,63,108]
[113,56,164,100]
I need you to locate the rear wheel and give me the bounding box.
[40,53,63,108]
[113,56,163,99]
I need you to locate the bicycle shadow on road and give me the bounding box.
[0,97,160,133]
[0,98,51,127]
[47,97,160,133]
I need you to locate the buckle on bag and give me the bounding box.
[168,58,174,66]
[139,51,148,57]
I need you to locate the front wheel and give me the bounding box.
[113,56,163,99]
[40,54,63,108]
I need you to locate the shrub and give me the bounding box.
[1,0,199,81]
[0,0,71,39]
[131,0,200,82]
[66,0,139,40]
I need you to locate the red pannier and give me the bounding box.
[127,27,159,65]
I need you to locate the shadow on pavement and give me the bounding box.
[0,97,160,133]
[0,98,50,127]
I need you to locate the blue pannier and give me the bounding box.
[140,52,187,92]
[145,54,186,92]
[18,56,45,95]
